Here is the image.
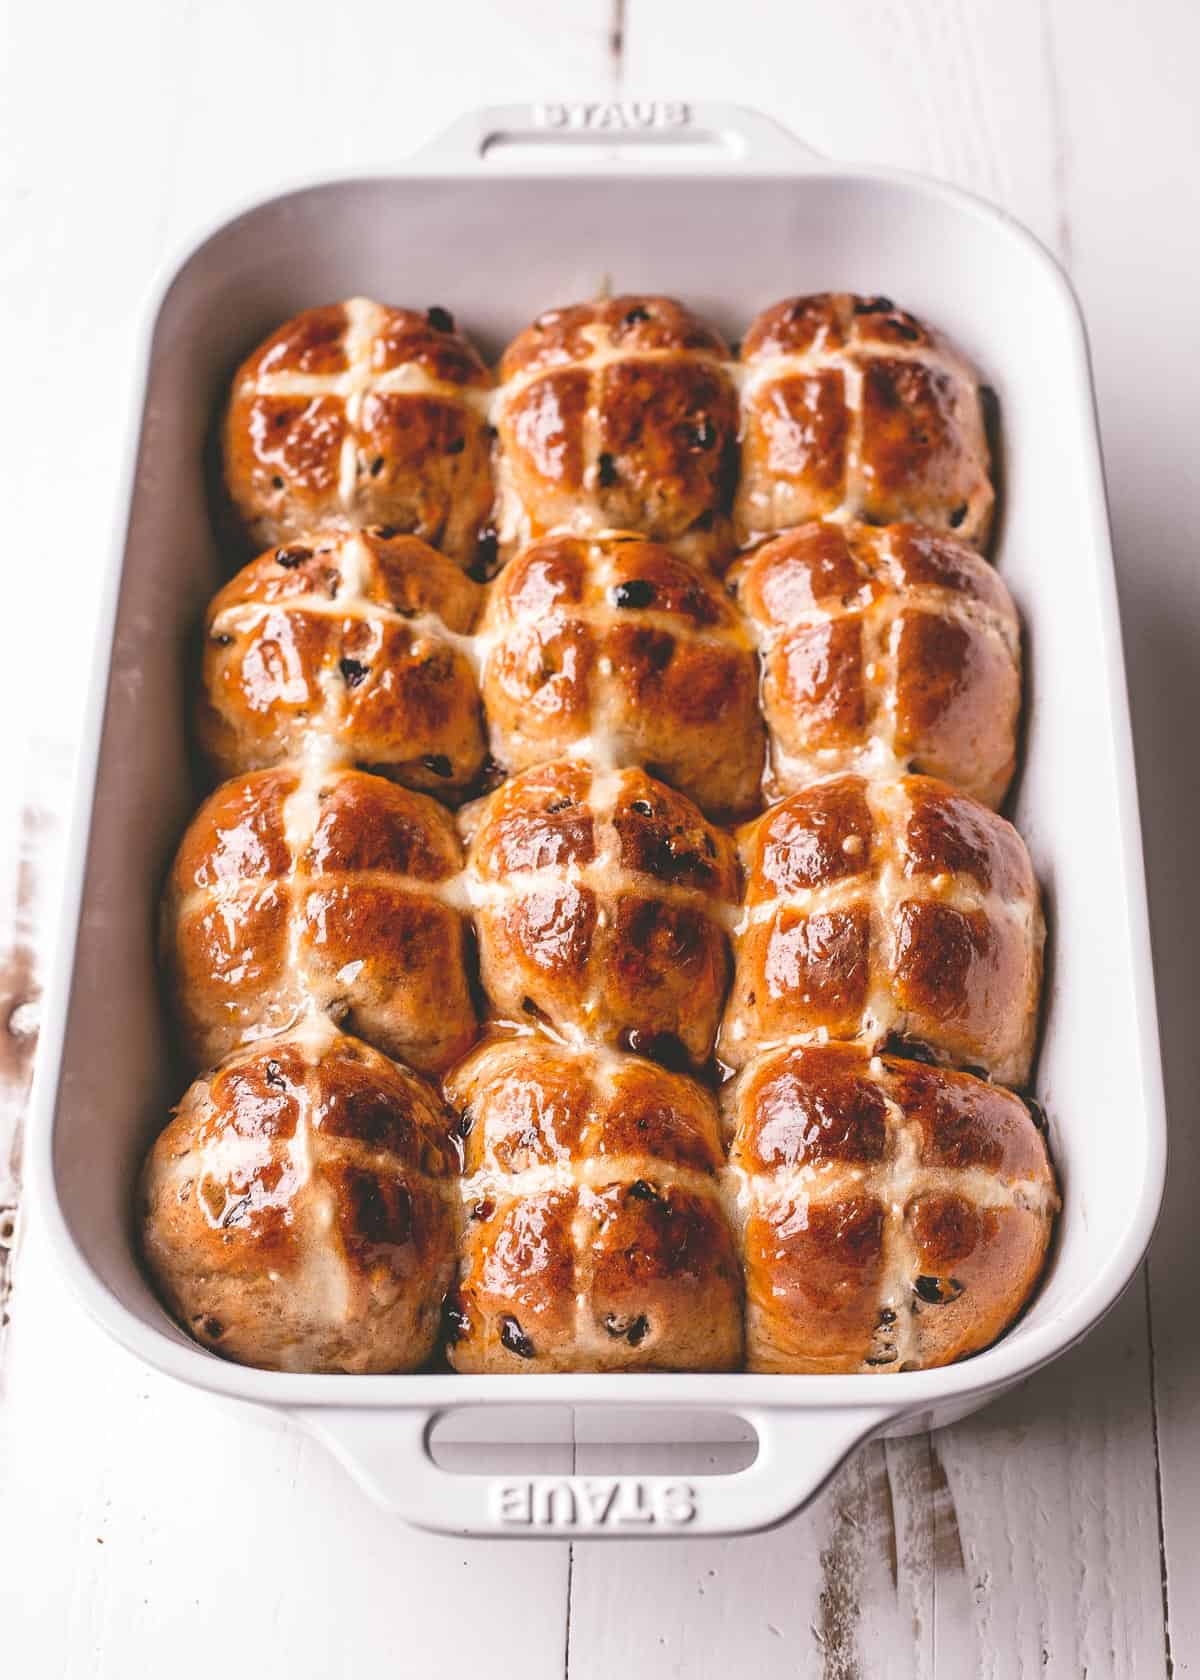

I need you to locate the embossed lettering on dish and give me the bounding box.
[534,101,691,132]
[492,1477,697,1528]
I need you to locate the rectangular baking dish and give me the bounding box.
[30,103,1166,1539]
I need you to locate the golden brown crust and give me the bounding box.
[721,773,1042,1084]
[736,295,994,549]
[222,300,494,566]
[464,762,738,1068]
[724,1042,1057,1371]
[197,527,486,795]
[169,288,1051,1383]
[139,1025,461,1373]
[494,296,737,568]
[162,767,477,1075]
[500,297,728,380]
[442,1034,741,1371]
[731,520,1020,807]
[481,532,764,820]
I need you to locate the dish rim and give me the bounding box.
[28,119,1168,1435]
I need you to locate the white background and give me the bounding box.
[1,2,1197,1674]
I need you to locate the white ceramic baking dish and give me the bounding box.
[30,103,1166,1539]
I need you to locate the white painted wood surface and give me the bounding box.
[1,1,1195,1674]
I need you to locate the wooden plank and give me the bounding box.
[0,0,616,1668]
[569,1288,1165,1678]
[620,0,1064,249]
[1040,3,1200,1673]
[564,1,1177,1673]
[0,745,72,1367]
[0,1221,574,1678]
[0,0,1193,1670]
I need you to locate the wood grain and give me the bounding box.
[0,2,612,1672]
[581,0,1188,1671]
[570,1290,1166,1677]
[0,0,1194,1673]
[0,745,72,1369]
[1050,0,1200,1667]
[0,1224,573,1679]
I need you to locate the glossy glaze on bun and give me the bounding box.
[140,1022,460,1373]
[443,1034,742,1372]
[723,1042,1057,1372]
[223,299,495,566]
[731,520,1020,808]
[480,531,764,820]
[198,527,486,795]
[736,294,994,549]
[162,767,476,1075]
[140,287,1054,1380]
[463,760,739,1068]
[494,295,737,568]
[721,772,1043,1085]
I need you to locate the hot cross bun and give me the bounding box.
[443,1034,742,1372]
[723,1042,1057,1372]
[462,761,739,1068]
[139,1021,460,1373]
[480,531,764,821]
[494,296,737,568]
[721,773,1043,1085]
[735,294,994,549]
[222,299,495,567]
[198,527,486,795]
[731,520,1020,807]
[162,767,476,1076]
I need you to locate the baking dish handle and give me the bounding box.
[409,102,822,173]
[295,1402,896,1539]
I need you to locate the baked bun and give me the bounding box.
[162,767,476,1075]
[442,1035,741,1371]
[735,295,994,549]
[480,531,764,820]
[721,773,1042,1085]
[222,299,495,566]
[140,1022,460,1373]
[198,527,486,794]
[731,520,1020,808]
[494,296,737,568]
[463,761,738,1068]
[724,1042,1057,1371]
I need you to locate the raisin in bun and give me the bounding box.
[161,767,476,1076]
[443,1034,741,1372]
[494,296,737,569]
[198,528,485,796]
[721,773,1043,1085]
[480,532,764,821]
[222,299,495,566]
[140,1022,459,1373]
[731,520,1020,808]
[462,762,738,1069]
[724,1042,1058,1372]
[735,294,994,549]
